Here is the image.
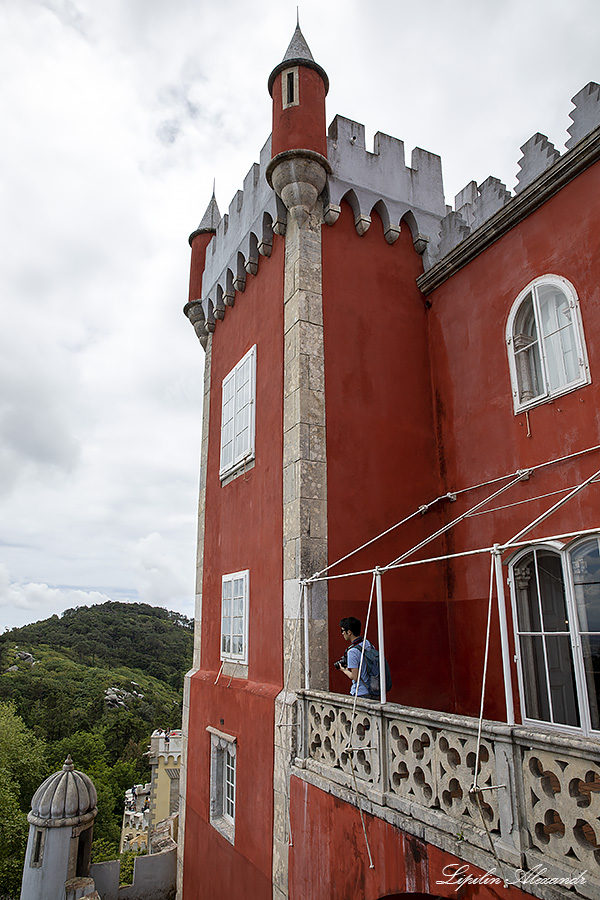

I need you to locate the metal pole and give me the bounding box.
[303,582,310,690]
[375,569,387,703]
[493,545,514,725]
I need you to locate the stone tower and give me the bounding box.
[20,755,99,900]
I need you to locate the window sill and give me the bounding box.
[513,378,590,415]
[220,458,255,486]
[210,814,234,845]
[218,661,248,680]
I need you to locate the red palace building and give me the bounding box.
[179,24,600,900]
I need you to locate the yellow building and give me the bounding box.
[147,729,182,829]
[120,729,181,854]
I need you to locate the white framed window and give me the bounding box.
[221,570,249,664]
[506,275,589,413]
[220,345,256,480]
[207,726,237,843]
[508,537,600,736]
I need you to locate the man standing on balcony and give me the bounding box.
[338,617,376,698]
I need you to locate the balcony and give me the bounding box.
[293,690,600,899]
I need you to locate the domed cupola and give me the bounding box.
[21,756,98,900]
[29,755,97,827]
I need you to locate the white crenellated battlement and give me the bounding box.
[190,81,600,340]
[198,136,283,325]
[438,81,600,259]
[324,115,447,267]
[194,118,449,332]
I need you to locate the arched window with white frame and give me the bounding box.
[506,275,589,413]
[508,537,600,736]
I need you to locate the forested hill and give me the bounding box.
[0,602,195,894]
[0,601,194,688]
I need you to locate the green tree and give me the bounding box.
[0,702,47,898]
[0,769,28,899]
[46,730,107,773]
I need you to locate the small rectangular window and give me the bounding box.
[220,346,256,480]
[281,66,299,109]
[31,828,45,867]
[221,571,249,664]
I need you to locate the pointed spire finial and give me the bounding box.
[268,21,329,97]
[188,188,221,245]
[282,22,314,64]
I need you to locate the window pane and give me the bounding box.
[571,539,600,632]
[224,749,235,819]
[222,578,232,656]
[513,294,544,402]
[545,635,580,726]
[520,635,550,721]
[514,552,542,632]
[537,551,569,632]
[571,539,600,731]
[220,347,255,477]
[537,283,580,391]
[580,634,600,731]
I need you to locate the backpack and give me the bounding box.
[357,640,392,697]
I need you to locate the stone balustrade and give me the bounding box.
[294,690,600,899]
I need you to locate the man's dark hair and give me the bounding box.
[340,616,361,637]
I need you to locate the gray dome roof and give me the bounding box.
[30,756,97,825]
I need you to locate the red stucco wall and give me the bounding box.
[182,235,285,899]
[289,777,529,900]
[188,232,213,303]
[322,202,455,712]
[427,160,600,719]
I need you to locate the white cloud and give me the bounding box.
[131,532,192,609]
[0,564,112,631]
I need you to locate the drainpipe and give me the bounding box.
[303,581,310,690]
[493,545,514,725]
[375,569,387,703]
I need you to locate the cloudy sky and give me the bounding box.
[1,0,598,632]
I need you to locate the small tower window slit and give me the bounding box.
[281,67,299,109]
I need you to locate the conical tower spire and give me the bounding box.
[189,188,220,245]
[282,22,314,63]
[268,24,328,97]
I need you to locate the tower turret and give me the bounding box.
[20,756,98,900]
[184,190,220,346]
[266,23,331,225]
[268,22,328,159]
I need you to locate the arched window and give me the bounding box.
[506,276,589,412]
[509,538,600,735]
[568,537,600,731]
